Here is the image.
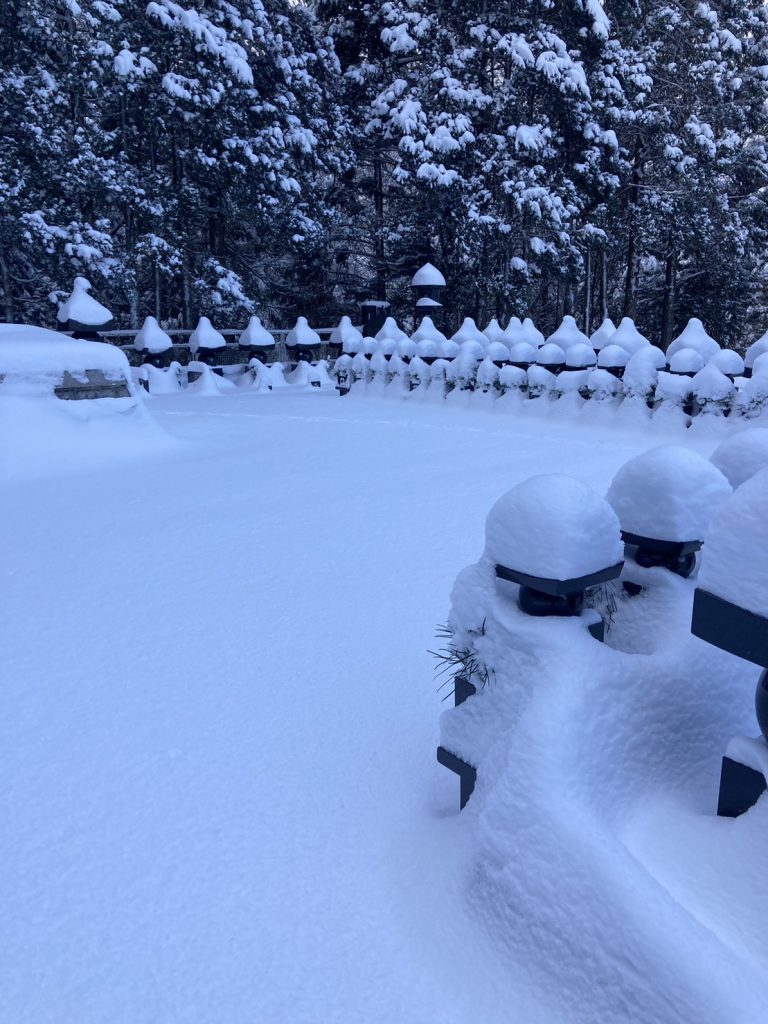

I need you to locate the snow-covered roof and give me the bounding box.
[411,263,446,288]
[0,323,130,377]
[57,277,113,327]
[416,297,443,309]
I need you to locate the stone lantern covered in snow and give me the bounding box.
[57,277,114,340]
[486,475,624,635]
[691,469,768,816]
[411,263,446,322]
[607,447,732,590]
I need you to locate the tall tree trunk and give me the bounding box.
[601,248,608,321]
[659,249,677,351]
[584,247,592,335]
[0,240,13,323]
[623,138,643,318]
[373,148,385,302]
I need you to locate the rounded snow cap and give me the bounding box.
[411,263,446,288]
[607,317,650,355]
[710,429,768,489]
[451,317,487,346]
[486,341,510,363]
[239,315,274,350]
[375,317,409,343]
[485,475,624,581]
[508,341,537,365]
[502,316,527,346]
[377,336,397,356]
[699,467,768,618]
[57,276,113,327]
[396,336,416,359]
[536,342,566,366]
[521,318,545,347]
[546,315,590,349]
[597,344,629,369]
[745,331,768,370]
[286,316,321,348]
[691,364,735,404]
[362,337,380,356]
[134,315,173,353]
[483,318,506,344]
[330,315,363,347]
[590,317,617,351]
[566,343,597,369]
[412,317,447,345]
[607,446,732,544]
[189,316,226,352]
[669,348,705,374]
[753,351,768,378]
[343,332,365,355]
[667,318,720,361]
[708,349,744,377]
[458,339,485,363]
[623,347,662,395]
[415,338,439,359]
[439,338,460,359]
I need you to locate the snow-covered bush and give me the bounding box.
[710,429,768,489]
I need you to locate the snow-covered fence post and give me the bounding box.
[239,316,275,364]
[57,277,114,340]
[189,317,226,370]
[134,316,173,368]
[606,447,732,596]
[691,471,768,816]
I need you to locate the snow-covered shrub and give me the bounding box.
[710,429,768,489]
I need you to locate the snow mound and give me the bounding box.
[396,336,417,360]
[745,331,768,370]
[482,319,506,344]
[486,341,510,363]
[607,446,732,543]
[239,316,274,350]
[521,317,545,347]
[501,316,526,346]
[667,319,720,361]
[187,364,236,395]
[752,352,768,378]
[439,338,460,360]
[411,262,446,287]
[699,467,768,617]
[669,348,705,375]
[536,342,565,367]
[589,317,617,350]
[57,277,113,327]
[143,363,182,395]
[607,317,650,355]
[565,343,596,368]
[546,315,590,349]
[623,348,661,396]
[597,344,628,369]
[134,316,173,353]
[0,324,129,377]
[710,429,768,489]
[458,339,485,364]
[508,342,537,365]
[691,364,735,404]
[412,317,447,345]
[485,474,623,580]
[375,317,409,344]
[286,317,321,349]
[189,317,226,352]
[708,349,744,377]
[451,318,487,346]
[415,339,439,360]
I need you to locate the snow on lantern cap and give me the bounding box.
[485,474,624,600]
[607,446,732,561]
[57,277,114,333]
[710,429,768,490]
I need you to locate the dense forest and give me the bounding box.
[2,0,768,345]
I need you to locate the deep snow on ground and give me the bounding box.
[0,391,755,1023]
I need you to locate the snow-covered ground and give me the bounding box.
[1,391,761,1023]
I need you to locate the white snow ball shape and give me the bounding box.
[597,344,629,369]
[708,349,744,377]
[286,316,321,348]
[485,475,624,581]
[508,341,537,365]
[375,317,409,343]
[623,347,660,395]
[483,318,506,344]
[669,347,705,374]
[501,316,526,346]
[710,429,768,489]
[607,446,732,544]
[239,315,274,350]
[499,364,526,388]
[396,336,416,360]
[412,317,447,345]
[587,368,621,395]
[458,339,485,363]
[415,338,439,360]
[752,351,768,377]
[745,330,768,370]
[607,317,650,355]
[691,364,735,403]
[411,262,446,288]
[565,343,597,368]
[547,315,589,349]
[486,341,510,363]
[134,316,173,353]
[699,467,768,618]
[189,316,226,352]
[362,337,380,356]
[451,317,487,345]
[378,336,397,357]
[57,276,113,327]
[536,342,566,366]
[590,317,617,351]
[330,316,363,348]
[521,317,545,347]
[439,338,460,359]
[667,318,720,361]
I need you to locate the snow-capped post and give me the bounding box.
[606,447,732,596]
[411,263,446,326]
[189,316,226,370]
[487,475,624,638]
[238,316,275,363]
[133,316,173,368]
[285,317,322,365]
[57,277,114,340]
[690,469,768,817]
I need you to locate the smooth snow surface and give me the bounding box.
[411,262,446,287]
[485,474,623,579]
[56,277,113,326]
[589,316,617,350]
[134,316,173,353]
[0,325,131,384]
[239,315,274,349]
[710,428,768,488]
[189,316,226,352]
[667,319,721,361]
[699,467,768,617]
[4,393,768,1024]
[607,446,732,542]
